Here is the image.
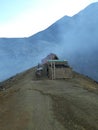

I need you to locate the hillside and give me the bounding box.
[0,2,98,81]
[0,67,98,130]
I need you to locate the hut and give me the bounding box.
[47,60,73,80]
[35,53,73,80]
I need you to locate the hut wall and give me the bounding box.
[64,68,73,78]
[55,68,73,79]
[48,66,73,79]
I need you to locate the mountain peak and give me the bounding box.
[76,2,98,17]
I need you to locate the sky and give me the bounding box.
[0,0,98,38]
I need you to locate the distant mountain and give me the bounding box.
[0,2,98,81]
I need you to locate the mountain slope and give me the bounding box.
[0,67,98,130]
[0,2,98,81]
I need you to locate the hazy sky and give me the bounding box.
[0,0,97,37]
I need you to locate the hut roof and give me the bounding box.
[47,60,67,62]
[47,60,68,66]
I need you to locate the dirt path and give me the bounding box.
[0,80,65,130]
[0,70,98,130]
[31,80,98,130]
